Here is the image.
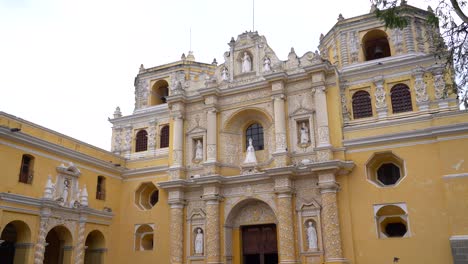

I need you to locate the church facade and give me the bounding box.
[1,3,468,264]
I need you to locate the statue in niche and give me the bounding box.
[241,52,252,73]
[61,179,70,206]
[306,221,318,250]
[300,122,310,144]
[244,138,257,163]
[263,57,271,72]
[194,139,203,161]
[194,228,204,254]
[221,67,229,81]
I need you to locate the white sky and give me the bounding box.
[0,0,433,151]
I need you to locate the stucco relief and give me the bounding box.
[434,73,446,99]
[295,178,321,203]
[374,80,387,108]
[414,20,426,53]
[135,79,149,109]
[415,77,429,103]
[147,122,157,149]
[277,196,296,261]
[392,28,404,54]
[288,92,314,116]
[321,192,343,260]
[111,128,122,153]
[349,31,359,63]
[220,133,241,165]
[233,200,277,227]
[218,88,271,106]
[318,127,330,144]
[123,127,132,152]
[170,207,184,263]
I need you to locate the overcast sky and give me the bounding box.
[0,0,433,150]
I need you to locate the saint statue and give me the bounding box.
[263,57,271,72]
[244,138,257,163]
[306,221,318,250]
[242,52,251,73]
[194,228,204,254]
[221,67,228,81]
[61,179,70,206]
[300,122,309,144]
[195,139,203,161]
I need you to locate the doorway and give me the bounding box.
[242,224,278,264]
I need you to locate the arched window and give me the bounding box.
[19,154,34,184]
[391,84,413,113]
[245,123,264,151]
[352,91,373,119]
[96,176,106,200]
[135,130,148,152]
[160,125,169,148]
[362,30,391,61]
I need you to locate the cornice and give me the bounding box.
[122,165,170,178]
[0,193,113,221]
[157,160,355,190]
[109,104,170,126]
[0,127,124,175]
[344,121,468,148]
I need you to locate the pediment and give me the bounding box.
[187,126,206,135]
[290,107,314,117]
[296,198,321,212]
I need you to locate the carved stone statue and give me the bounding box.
[195,139,203,161]
[263,57,271,72]
[300,122,310,144]
[61,179,70,206]
[194,228,204,254]
[244,138,257,163]
[307,221,318,250]
[241,52,252,73]
[221,67,229,81]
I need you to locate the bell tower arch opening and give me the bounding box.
[362,29,391,61]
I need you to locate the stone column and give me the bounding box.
[373,77,388,118]
[271,81,289,166]
[74,219,86,264]
[404,18,415,53]
[313,86,330,148]
[172,115,184,167]
[275,177,297,264]
[203,185,221,264]
[168,189,185,264]
[273,94,287,153]
[206,108,217,163]
[318,172,346,264]
[34,217,48,264]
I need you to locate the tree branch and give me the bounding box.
[450,0,468,23]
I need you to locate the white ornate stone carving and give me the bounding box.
[374,79,387,108]
[275,132,287,151]
[135,79,149,109]
[349,31,359,63]
[147,122,157,149]
[232,200,276,227]
[413,68,429,103]
[300,122,310,145]
[286,47,300,69]
[433,73,446,100]
[392,28,404,54]
[112,127,122,153]
[318,127,329,145]
[123,126,132,152]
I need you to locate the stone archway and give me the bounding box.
[84,230,106,264]
[43,225,73,264]
[0,220,32,264]
[224,198,278,264]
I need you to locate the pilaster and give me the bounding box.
[274,176,297,264]
[318,172,346,264]
[373,77,388,118]
[203,185,221,264]
[168,189,185,264]
[412,67,429,111]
